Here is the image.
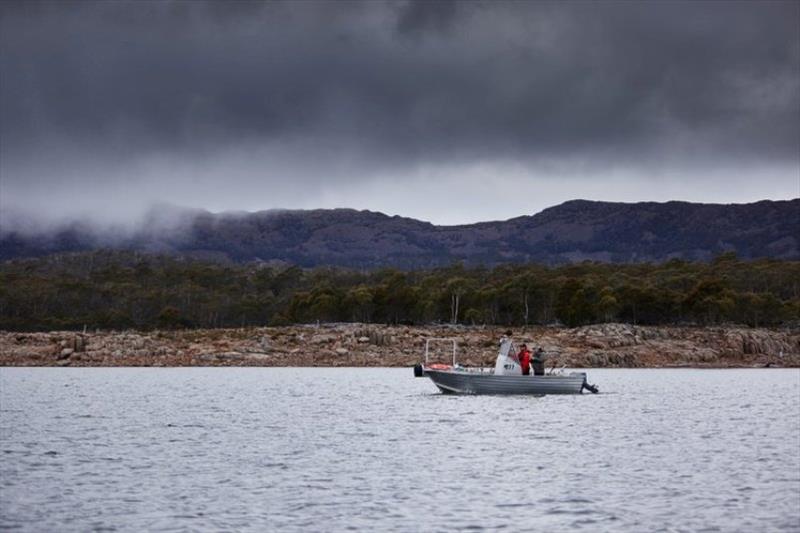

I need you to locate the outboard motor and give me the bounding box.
[582,381,599,394]
[570,372,599,393]
[575,372,599,394]
[413,363,425,377]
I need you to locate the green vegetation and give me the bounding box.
[1,251,798,331]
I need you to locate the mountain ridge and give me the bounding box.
[1,199,798,267]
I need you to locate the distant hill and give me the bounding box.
[1,199,798,267]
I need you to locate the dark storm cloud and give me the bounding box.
[3,0,797,158]
[396,0,459,35]
[0,0,798,225]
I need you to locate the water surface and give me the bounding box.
[1,368,799,532]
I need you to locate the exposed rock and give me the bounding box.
[258,335,271,350]
[245,353,271,361]
[74,335,86,352]
[310,334,334,345]
[0,324,798,367]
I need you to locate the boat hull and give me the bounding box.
[425,369,587,395]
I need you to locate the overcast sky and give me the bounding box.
[1,0,798,227]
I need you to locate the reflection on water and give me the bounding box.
[1,368,798,532]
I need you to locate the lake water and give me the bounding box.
[1,368,798,532]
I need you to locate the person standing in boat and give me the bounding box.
[517,344,532,376]
[531,347,546,376]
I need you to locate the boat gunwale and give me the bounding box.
[423,368,587,395]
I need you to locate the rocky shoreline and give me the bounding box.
[1,323,798,368]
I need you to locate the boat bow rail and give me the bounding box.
[414,337,458,377]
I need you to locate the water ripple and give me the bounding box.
[0,367,798,532]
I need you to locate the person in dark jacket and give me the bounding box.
[531,347,546,376]
[517,344,532,375]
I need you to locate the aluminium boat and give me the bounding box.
[416,337,598,395]
[424,368,591,395]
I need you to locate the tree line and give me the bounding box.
[0,250,798,331]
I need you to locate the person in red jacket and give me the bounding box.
[517,344,532,376]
